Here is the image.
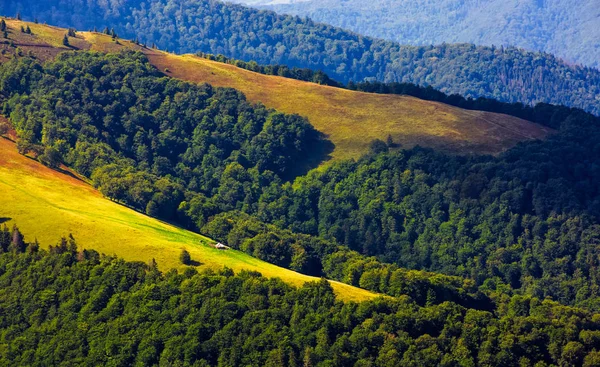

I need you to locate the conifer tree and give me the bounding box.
[16,12,21,21]
[0,19,6,32]
[180,249,191,265]
[34,18,38,24]
[62,34,70,47]
[9,225,25,253]
[26,25,31,34]
[20,26,25,33]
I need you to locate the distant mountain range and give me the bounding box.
[3,0,600,115]
[233,0,600,70]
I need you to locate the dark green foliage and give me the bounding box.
[62,34,69,46]
[245,109,600,309]
[369,139,388,154]
[0,51,327,223]
[4,49,600,310]
[5,0,600,114]
[67,28,76,37]
[202,211,491,308]
[38,146,62,168]
[0,19,6,32]
[2,227,600,366]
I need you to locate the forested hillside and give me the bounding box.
[241,0,600,70]
[2,231,600,366]
[3,49,600,311]
[3,1,600,114]
[3,12,600,366]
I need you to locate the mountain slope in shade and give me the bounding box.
[238,0,600,70]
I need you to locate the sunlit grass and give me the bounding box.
[147,53,554,162]
[0,138,378,302]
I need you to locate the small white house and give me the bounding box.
[215,242,229,250]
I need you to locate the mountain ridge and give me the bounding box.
[3,0,600,115]
[0,18,553,162]
[239,0,600,70]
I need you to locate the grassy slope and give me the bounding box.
[0,136,377,302]
[148,53,554,161]
[3,19,554,162]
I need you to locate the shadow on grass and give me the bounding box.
[0,217,11,224]
[54,166,87,183]
[189,259,203,267]
[281,132,335,181]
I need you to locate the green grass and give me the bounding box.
[0,137,378,302]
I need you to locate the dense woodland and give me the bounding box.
[3,226,600,366]
[3,0,600,114]
[3,51,600,315]
[249,0,600,69]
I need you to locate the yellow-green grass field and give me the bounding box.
[0,137,377,302]
[3,19,554,163]
[147,53,554,161]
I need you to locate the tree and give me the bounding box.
[67,28,76,37]
[0,120,9,136]
[62,34,70,46]
[369,139,388,154]
[180,249,192,265]
[0,19,6,32]
[16,12,21,20]
[9,225,25,253]
[20,26,25,33]
[25,25,31,34]
[39,146,62,169]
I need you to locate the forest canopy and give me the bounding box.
[2,225,600,366]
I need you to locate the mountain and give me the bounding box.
[3,14,600,367]
[3,0,600,115]
[0,135,377,301]
[0,19,486,303]
[0,19,550,163]
[3,18,600,311]
[236,0,600,70]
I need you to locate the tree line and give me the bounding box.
[2,224,600,366]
